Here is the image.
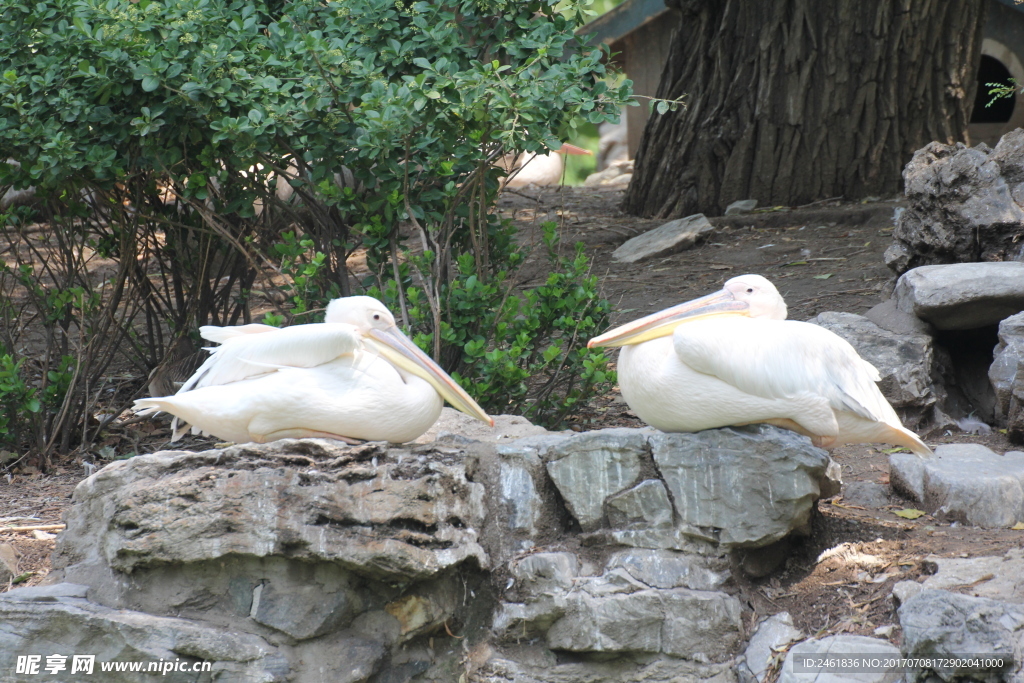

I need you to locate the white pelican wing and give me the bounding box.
[199,323,279,344]
[672,317,899,425]
[180,322,362,392]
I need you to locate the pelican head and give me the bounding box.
[587,273,787,348]
[326,296,494,426]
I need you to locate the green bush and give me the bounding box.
[0,0,631,439]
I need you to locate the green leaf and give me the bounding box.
[894,509,926,520]
[141,76,160,92]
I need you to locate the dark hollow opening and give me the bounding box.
[932,324,1000,422]
[971,55,1016,124]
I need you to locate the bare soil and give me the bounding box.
[3,187,1022,655]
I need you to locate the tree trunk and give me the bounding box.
[623,0,987,218]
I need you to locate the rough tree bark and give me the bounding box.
[622,0,987,218]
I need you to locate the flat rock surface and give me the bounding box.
[780,635,901,683]
[889,444,1024,528]
[894,262,1024,330]
[898,589,1022,680]
[612,213,714,263]
[916,548,1024,602]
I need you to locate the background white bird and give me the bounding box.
[134,296,493,444]
[588,274,931,456]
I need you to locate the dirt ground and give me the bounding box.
[3,186,1023,654]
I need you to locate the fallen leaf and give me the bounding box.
[784,260,808,266]
[1012,522,1024,530]
[882,447,907,454]
[894,509,926,520]
[812,273,833,280]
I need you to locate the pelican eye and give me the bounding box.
[373,314,381,320]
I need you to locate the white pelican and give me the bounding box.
[500,143,592,187]
[133,296,493,444]
[588,275,931,456]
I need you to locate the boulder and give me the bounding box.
[0,584,293,683]
[651,426,832,548]
[990,312,1024,440]
[893,262,1024,330]
[888,132,1024,276]
[54,439,487,586]
[912,548,1024,603]
[780,635,901,683]
[889,444,1024,527]
[898,589,1021,681]
[39,439,488,681]
[547,582,742,660]
[604,549,729,591]
[811,311,942,426]
[738,612,803,683]
[493,552,578,638]
[612,213,714,263]
[541,429,647,531]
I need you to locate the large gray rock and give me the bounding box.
[780,635,902,683]
[547,582,742,660]
[604,549,729,591]
[541,429,646,530]
[888,133,1024,276]
[34,439,491,682]
[990,312,1024,441]
[493,552,578,638]
[55,440,486,584]
[889,444,1024,527]
[898,589,1021,681]
[612,213,714,263]
[811,311,942,427]
[894,262,1024,330]
[738,612,803,683]
[651,426,832,548]
[0,584,292,682]
[914,548,1024,603]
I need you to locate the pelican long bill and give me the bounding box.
[588,289,751,348]
[366,326,494,426]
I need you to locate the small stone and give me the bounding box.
[612,213,715,263]
[739,612,803,683]
[0,544,18,584]
[605,479,673,528]
[725,199,758,215]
